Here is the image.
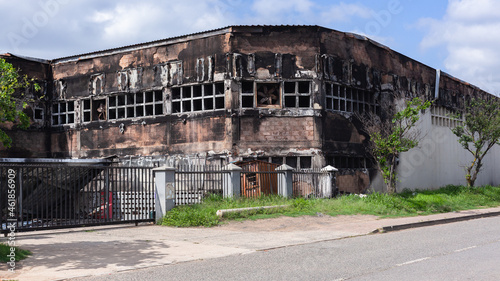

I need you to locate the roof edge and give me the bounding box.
[52,26,233,64]
[1,53,50,64]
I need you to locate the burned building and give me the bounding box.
[2,25,500,192]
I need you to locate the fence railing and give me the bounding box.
[175,165,225,205]
[1,165,154,234]
[293,168,335,198]
[154,164,337,209]
[2,163,338,232]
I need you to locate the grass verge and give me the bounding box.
[160,185,500,227]
[0,243,31,262]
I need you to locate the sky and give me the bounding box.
[1,0,499,94]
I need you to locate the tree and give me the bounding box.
[359,97,432,193]
[0,58,39,148]
[451,98,500,187]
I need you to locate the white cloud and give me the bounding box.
[320,2,372,23]
[0,0,241,59]
[250,0,314,24]
[420,0,500,94]
[252,0,313,15]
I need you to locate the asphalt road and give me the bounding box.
[73,216,500,281]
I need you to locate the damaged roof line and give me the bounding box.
[52,27,233,64]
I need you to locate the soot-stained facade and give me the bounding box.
[2,25,499,193]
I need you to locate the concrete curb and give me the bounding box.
[375,211,500,233]
[216,205,289,217]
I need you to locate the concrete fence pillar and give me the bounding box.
[277,164,294,198]
[320,165,338,198]
[222,163,242,199]
[153,166,176,223]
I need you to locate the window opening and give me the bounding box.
[92,99,107,121]
[51,101,76,126]
[33,106,44,121]
[325,83,379,115]
[283,81,311,108]
[257,83,280,107]
[271,157,283,165]
[285,157,297,169]
[241,81,255,108]
[431,105,463,128]
[172,82,225,114]
[326,156,369,169]
[299,156,312,169]
[109,90,163,120]
[82,99,91,122]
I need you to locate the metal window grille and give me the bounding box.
[108,90,164,120]
[283,81,311,108]
[325,83,380,115]
[51,101,76,126]
[172,83,225,114]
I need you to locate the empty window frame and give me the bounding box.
[326,156,370,169]
[172,83,224,114]
[284,81,311,108]
[325,83,379,115]
[51,101,75,126]
[108,90,163,120]
[430,105,463,128]
[82,99,91,122]
[33,106,44,122]
[241,81,255,108]
[241,156,312,169]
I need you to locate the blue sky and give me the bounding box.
[1,0,499,93]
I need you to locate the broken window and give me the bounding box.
[300,156,312,169]
[33,106,44,122]
[51,101,75,126]
[108,90,163,120]
[283,81,311,108]
[326,156,369,169]
[430,106,463,128]
[240,81,281,108]
[257,83,280,107]
[325,83,379,115]
[171,82,225,114]
[271,157,283,165]
[285,157,298,169]
[92,99,107,121]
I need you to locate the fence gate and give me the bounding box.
[1,165,155,235]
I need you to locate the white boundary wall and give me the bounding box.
[397,108,500,191]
